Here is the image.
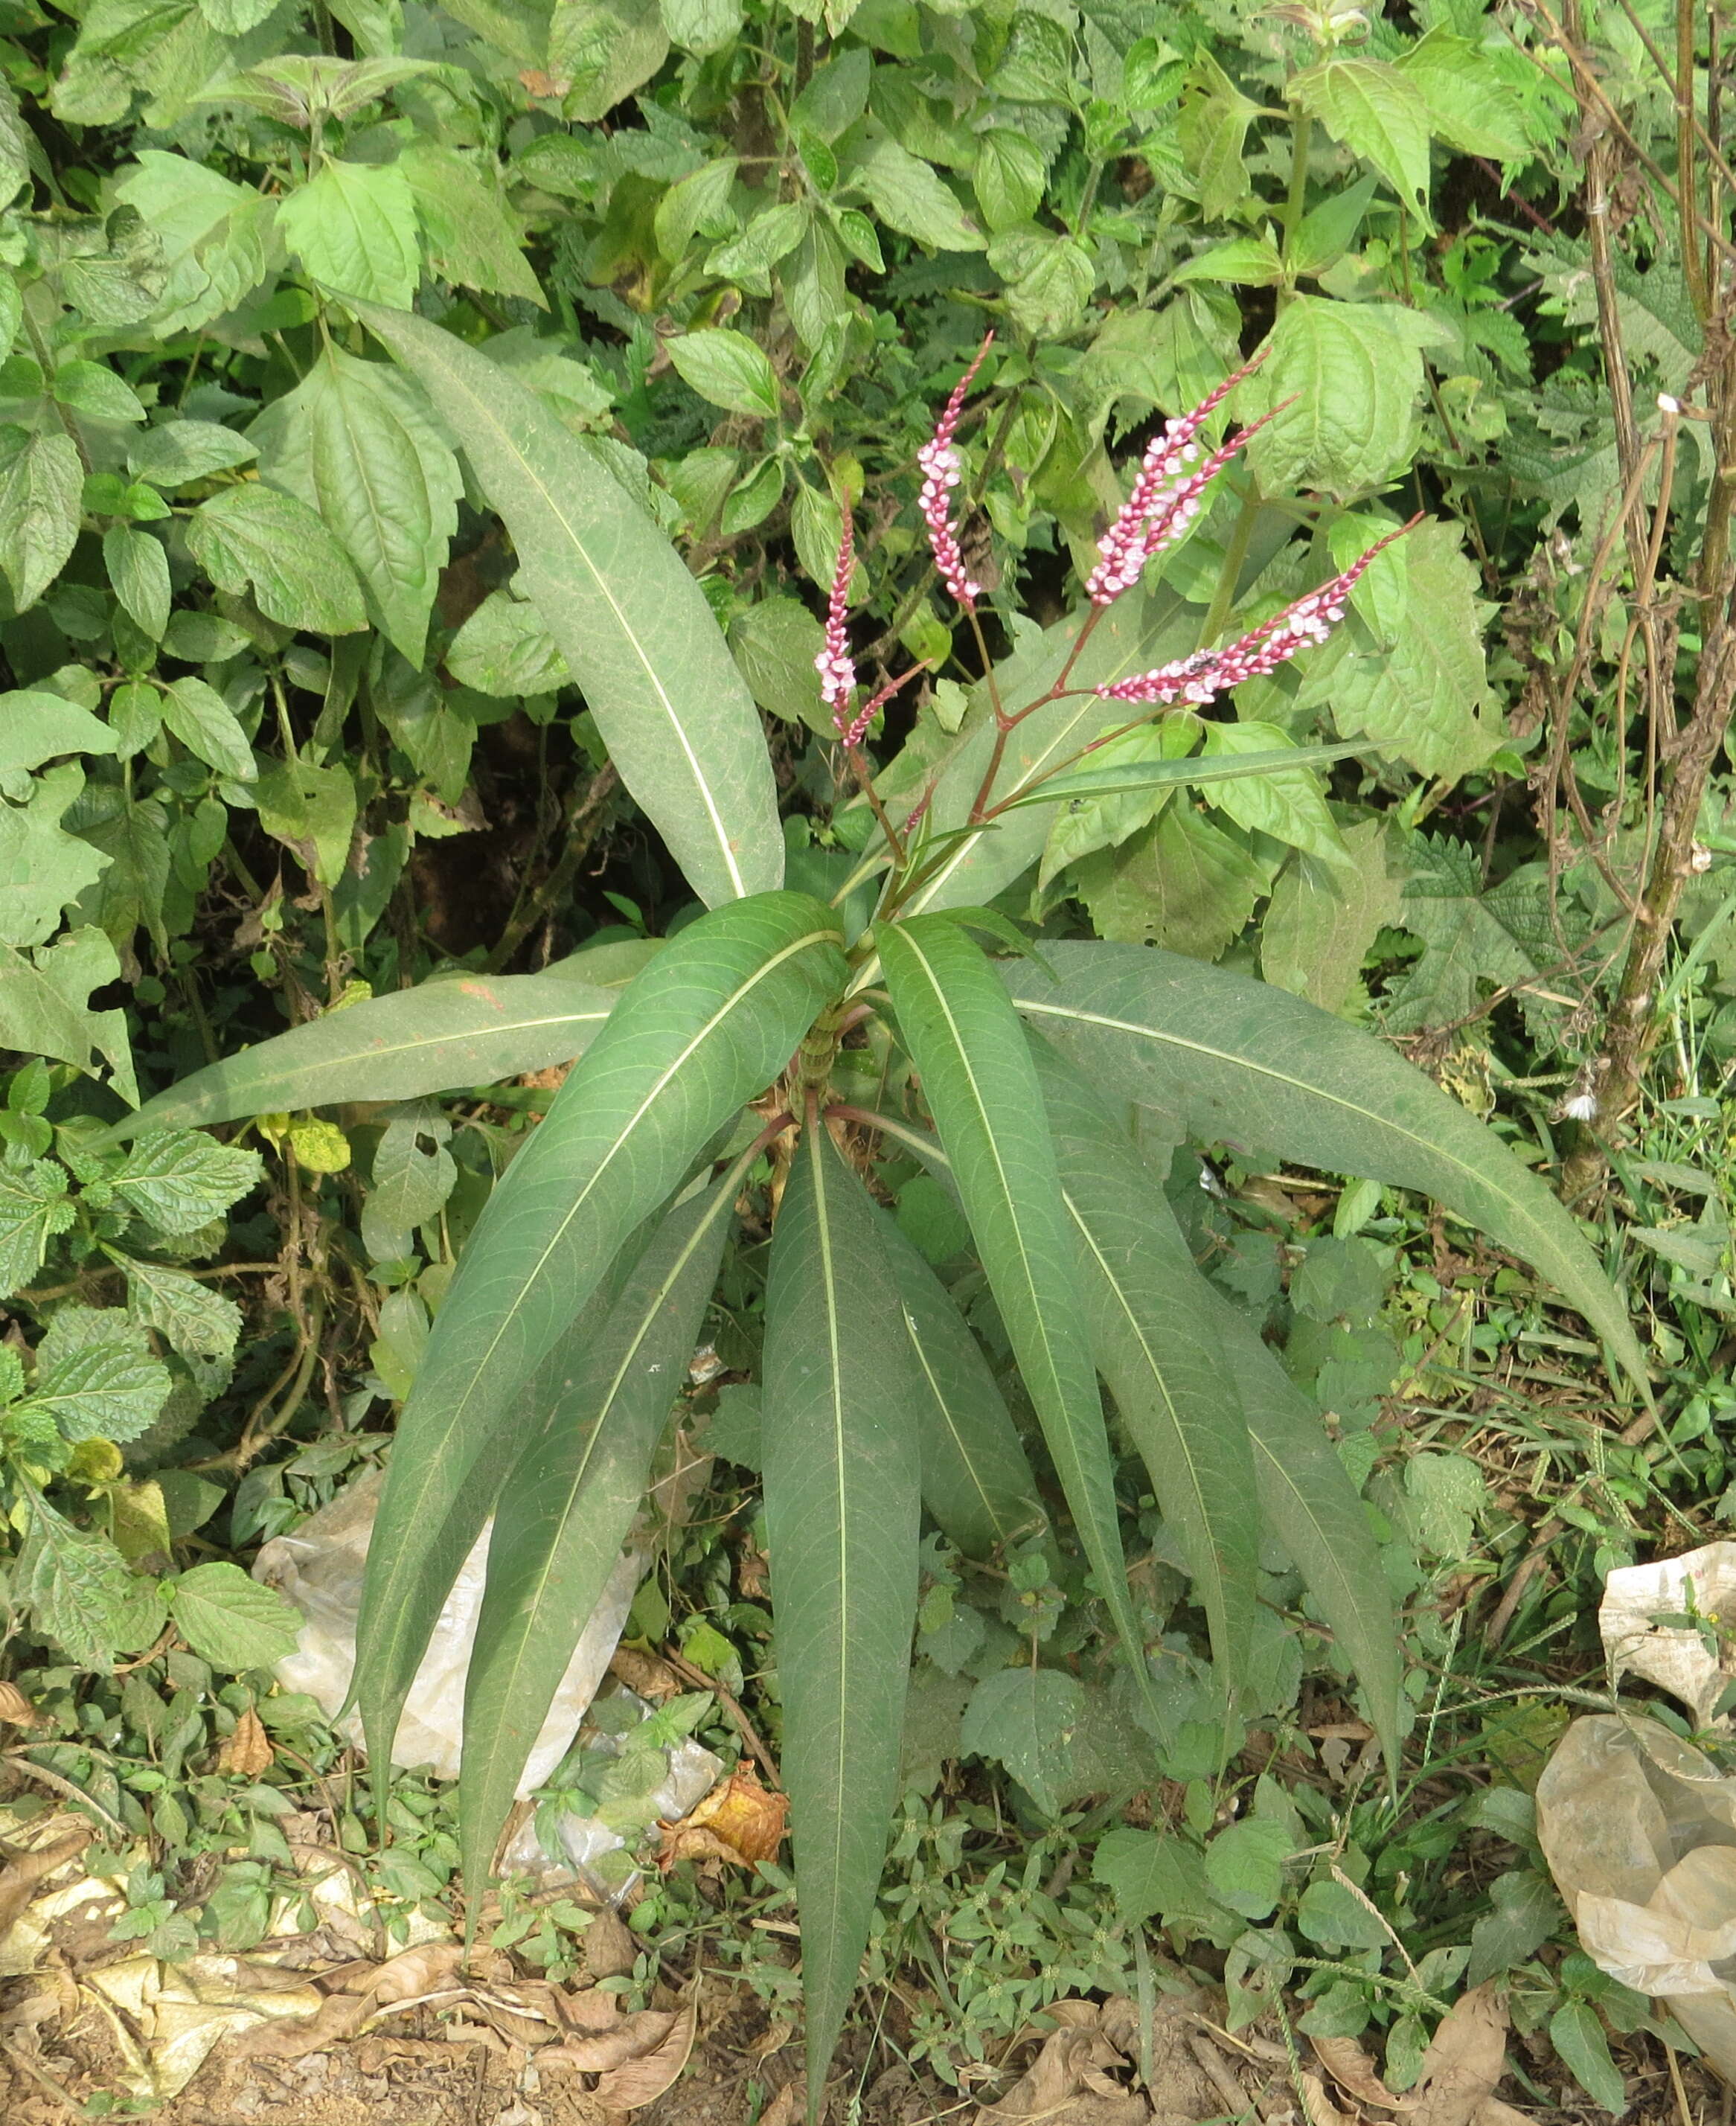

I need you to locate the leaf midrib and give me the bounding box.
[807,1131,854,1941]
[432,356,746,899]
[900,1301,1007,1546]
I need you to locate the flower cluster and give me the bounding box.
[1097,516,1420,707]
[815,509,856,717]
[1086,351,1273,606]
[917,331,993,609]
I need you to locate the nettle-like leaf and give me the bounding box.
[1292,60,1432,219]
[0,1147,74,1296]
[167,1561,302,1671]
[763,1122,922,2119]
[117,1254,243,1367]
[1262,819,1403,1016]
[108,1130,263,1234]
[1005,942,1648,1395]
[0,766,113,949]
[0,426,81,612]
[1238,298,1424,498]
[355,301,784,909]
[19,1488,166,1666]
[279,158,422,309]
[354,891,845,1795]
[187,482,367,635]
[20,1305,170,1444]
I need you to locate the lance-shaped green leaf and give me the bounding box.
[875,1208,1043,1559]
[1221,1310,1401,1761]
[350,300,783,909]
[461,1167,737,1892]
[355,891,845,1784]
[763,1124,922,2117]
[880,917,1153,1696]
[991,741,1370,813]
[103,957,642,1139]
[1031,1039,1258,1679]
[1006,942,1648,1397]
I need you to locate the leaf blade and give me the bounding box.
[351,301,783,908]
[763,1124,921,2115]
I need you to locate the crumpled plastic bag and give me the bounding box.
[253,1466,645,1795]
[1538,1537,1736,2081]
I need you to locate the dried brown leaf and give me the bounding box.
[1411,1985,1508,2126]
[1313,2034,1411,2113]
[759,2084,801,2126]
[0,1828,94,1942]
[1302,2069,1357,2126]
[0,1682,42,1729]
[583,1906,638,1981]
[659,1767,788,1870]
[218,1708,272,1778]
[588,1996,696,2108]
[608,1648,680,1700]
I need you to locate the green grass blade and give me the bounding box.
[355,891,845,1790]
[874,1208,1045,1559]
[104,960,628,1139]
[459,1168,739,1895]
[1008,941,1648,1397]
[880,916,1153,1698]
[353,300,783,909]
[1031,1039,1260,1680]
[762,1124,922,2118]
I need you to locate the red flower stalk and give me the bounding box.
[1096,516,1420,706]
[1086,349,1272,606]
[917,331,994,609]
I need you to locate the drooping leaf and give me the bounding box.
[762,1123,922,2116]
[1075,807,1271,961]
[0,766,112,950]
[19,1306,170,1444]
[117,1254,243,1366]
[107,957,641,1138]
[252,342,463,666]
[1032,1040,1258,1679]
[109,1131,263,1234]
[1293,59,1431,218]
[874,1207,1043,1559]
[399,140,546,307]
[353,300,783,908]
[18,1488,166,1666]
[1261,819,1403,1016]
[880,917,1156,1703]
[355,891,845,1796]
[1238,298,1423,499]
[960,1667,1083,1817]
[547,0,670,123]
[461,1168,737,1892]
[167,1561,303,1671]
[1005,942,1648,1395]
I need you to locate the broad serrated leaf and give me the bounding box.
[1199,722,1349,865]
[1292,522,1499,781]
[400,140,545,307]
[118,1253,243,1364]
[0,696,118,777]
[880,918,1156,1710]
[1074,807,1269,961]
[22,1305,170,1443]
[667,329,779,419]
[159,676,256,783]
[0,1149,72,1296]
[1293,60,1431,217]
[848,135,984,252]
[356,891,845,1798]
[461,1169,736,1891]
[362,1101,456,1261]
[103,528,171,641]
[875,1208,1043,1559]
[1397,29,1533,163]
[0,426,80,612]
[253,758,357,886]
[548,0,669,123]
[445,590,569,698]
[763,1123,922,2116]
[661,0,741,57]
[252,342,463,666]
[1005,942,1648,1395]
[112,155,276,338]
[1262,819,1403,1015]
[1033,1042,1258,1679]
[127,417,257,487]
[960,1667,1083,1817]
[353,301,783,908]
[19,1488,166,1665]
[168,1560,303,1671]
[1094,1827,1226,1936]
[1381,834,1556,1034]
[0,926,133,1100]
[109,958,635,1137]
[0,765,110,949]
[279,158,421,309]
[187,482,366,635]
[1238,299,1422,498]
[110,1131,263,1234]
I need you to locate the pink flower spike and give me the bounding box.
[1087,347,1274,607]
[840,659,929,750]
[815,510,857,731]
[1095,514,1421,706]
[918,330,994,610]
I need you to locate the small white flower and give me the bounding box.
[1563,1092,1598,1121]
[1659,393,1682,416]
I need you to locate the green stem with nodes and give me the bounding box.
[794,996,856,1098]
